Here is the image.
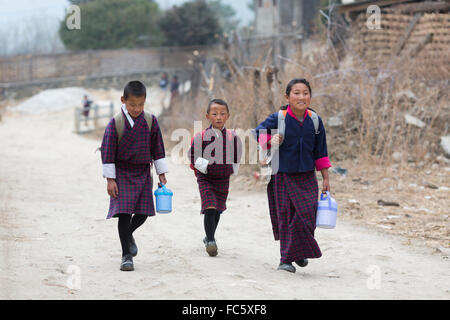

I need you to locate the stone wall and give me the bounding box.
[0,45,217,84]
[0,45,218,99]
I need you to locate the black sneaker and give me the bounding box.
[120,254,134,271]
[129,235,138,257]
[295,259,309,267]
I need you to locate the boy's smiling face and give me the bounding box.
[121,95,146,119]
[206,103,229,130]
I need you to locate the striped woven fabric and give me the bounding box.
[267,171,322,263]
[101,111,166,219]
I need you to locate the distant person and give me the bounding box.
[188,99,242,257]
[82,95,92,125]
[159,73,169,109]
[170,75,180,100]
[100,80,169,272]
[159,72,169,90]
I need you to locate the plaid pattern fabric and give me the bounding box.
[189,126,241,177]
[189,126,242,213]
[196,173,230,214]
[267,171,322,263]
[101,111,166,219]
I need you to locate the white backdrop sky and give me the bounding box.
[0,0,253,55]
[0,0,253,26]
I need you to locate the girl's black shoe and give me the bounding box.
[277,263,296,273]
[295,259,308,267]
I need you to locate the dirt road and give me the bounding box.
[0,106,449,299]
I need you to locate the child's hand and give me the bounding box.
[271,134,284,146]
[158,174,167,187]
[107,178,119,198]
[322,178,330,194]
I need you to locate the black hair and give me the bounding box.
[123,81,146,100]
[207,98,229,114]
[285,78,312,97]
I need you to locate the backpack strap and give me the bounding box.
[307,109,320,135]
[114,111,154,144]
[278,108,319,136]
[143,111,153,133]
[277,109,288,138]
[114,112,125,144]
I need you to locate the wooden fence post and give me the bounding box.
[74,108,81,133]
[93,104,99,129]
[109,102,114,118]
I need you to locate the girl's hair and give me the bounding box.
[123,80,146,100]
[207,98,229,114]
[286,78,312,97]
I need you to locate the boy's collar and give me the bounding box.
[121,104,136,127]
[207,124,226,131]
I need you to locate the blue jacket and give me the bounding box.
[254,108,330,173]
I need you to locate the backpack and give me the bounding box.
[113,111,153,144]
[263,107,320,165]
[278,106,320,136]
[189,128,235,171]
[97,111,153,152]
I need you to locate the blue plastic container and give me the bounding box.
[316,191,338,229]
[154,183,173,214]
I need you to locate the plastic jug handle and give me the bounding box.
[326,191,332,206]
[320,192,328,201]
[158,182,165,189]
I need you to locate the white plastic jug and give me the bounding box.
[316,191,338,229]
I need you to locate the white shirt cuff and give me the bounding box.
[154,158,169,175]
[195,157,209,174]
[103,163,116,179]
[232,163,240,176]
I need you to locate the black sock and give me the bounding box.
[204,209,217,241]
[130,214,147,235]
[214,213,221,232]
[117,214,132,257]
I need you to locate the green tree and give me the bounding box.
[68,0,95,4]
[60,0,164,50]
[247,0,255,13]
[207,0,239,33]
[159,0,222,46]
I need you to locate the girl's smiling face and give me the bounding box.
[206,103,229,130]
[286,83,311,116]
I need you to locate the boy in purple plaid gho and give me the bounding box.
[101,81,169,271]
[189,99,242,257]
[254,78,332,273]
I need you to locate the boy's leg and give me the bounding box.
[128,214,147,257]
[117,214,132,257]
[214,212,221,232]
[204,208,217,241]
[130,214,148,234]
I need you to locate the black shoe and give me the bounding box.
[129,235,138,257]
[203,237,218,257]
[120,254,134,271]
[295,259,309,268]
[277,263,296,273]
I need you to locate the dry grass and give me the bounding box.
[160,37,449,168]
[157,36,450,251]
